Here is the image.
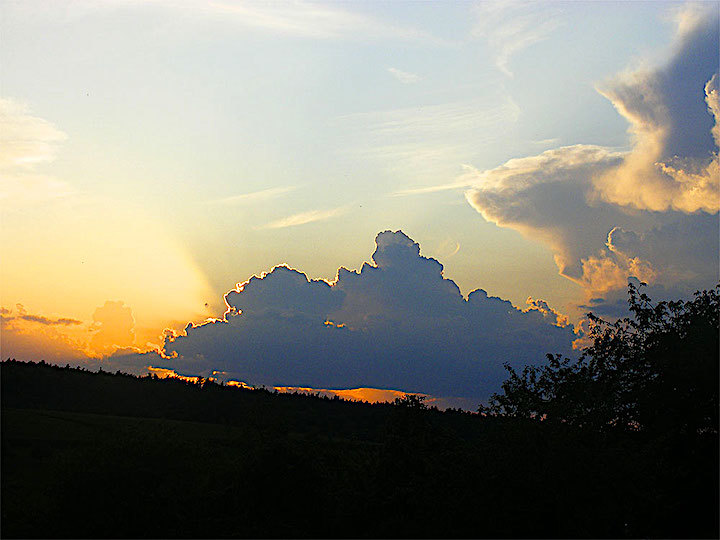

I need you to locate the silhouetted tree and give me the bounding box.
[392,394,428,410]
[481,282,720,436]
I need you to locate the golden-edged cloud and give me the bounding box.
[109,230,576,401]
[594,48,719,212]
[465,5,719,306]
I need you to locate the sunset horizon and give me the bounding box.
[1,2,718,537]
[3,3,718,404]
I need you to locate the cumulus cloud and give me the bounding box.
[110,230,576,401]
[0,300,146,366]
[525,297,569,328]
[466,6,719,304]
[466,144,632,282]
[593,6,719,213]
[607,212,719,286]
[90,301,136,355]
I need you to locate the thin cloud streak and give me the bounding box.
[207,186,296,205]
[337,96,520,138]
[206,0,442,43]
[391,164,477,196]
[387,67,421,84]
[1,305,83,326]
[49,0,449,44]
[531,138,561,146]
[19,315,83,326]
[258,206,347,229]
[392,180,473,196]
[334,94,520,183]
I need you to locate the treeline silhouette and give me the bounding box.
[1,284,718,538]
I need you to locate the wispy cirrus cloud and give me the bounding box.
[392,176,473,197]
[45,0,445,44]
[206,0,439,42]
[0,97,73,206]
[530,137,561,147]
[335,92,521,186]
[258,206,347,229]
[472,0,563,76]
[207,186,296,206]
[338,95,520,139]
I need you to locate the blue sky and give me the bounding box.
[1,1,717,403]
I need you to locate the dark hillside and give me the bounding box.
[1,357,717,538]
[1,359,400,442]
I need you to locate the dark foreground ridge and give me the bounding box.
[2,284,718,538]
[0,361,714,539]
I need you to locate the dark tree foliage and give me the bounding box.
[481,282,719,437]
[475,283,720,538]
[392,393,428,409]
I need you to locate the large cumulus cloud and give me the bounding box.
[464,144,631,281]
[114,230,576,401]
[594,7,719,213]
[466,5,719,304]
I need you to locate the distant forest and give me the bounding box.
[2,284,718,538]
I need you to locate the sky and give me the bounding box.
[1,1,718,406]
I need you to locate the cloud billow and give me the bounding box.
[466,5,719,303]
[140,230,575,400]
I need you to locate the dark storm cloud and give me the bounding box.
[113,230,576,401]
